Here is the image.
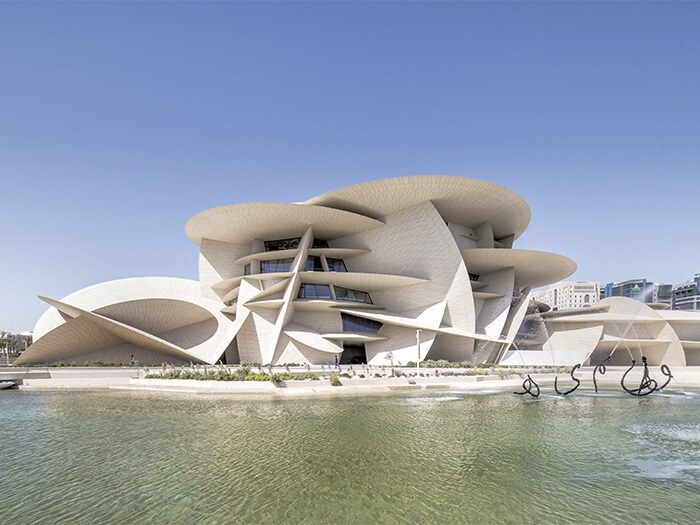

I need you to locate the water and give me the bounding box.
[1,389,699,524]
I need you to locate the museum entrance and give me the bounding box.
[340,343,367,365]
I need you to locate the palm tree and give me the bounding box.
[0,338,8,366]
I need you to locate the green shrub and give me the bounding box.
[216,368,233,381]
[49,361,133,367]
[415,360,475,369]
[339,373,351,378]
[294,371,319,381]
[271,372,293,385]
[245,372,271,381]
[329,374,342,387]
[145,365,270,381]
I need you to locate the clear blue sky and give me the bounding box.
[1,2,699,331]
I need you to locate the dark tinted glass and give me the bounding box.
[298,284,332,299]
[264,238,301,251]
[305,256,324,271]
[326,258,347,272]
[341,313,382,333]
[261,258,294,273]
[334,286,372,304]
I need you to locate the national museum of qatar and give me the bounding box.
[15,176,699,367]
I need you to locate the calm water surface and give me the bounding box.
[1,389,699,524]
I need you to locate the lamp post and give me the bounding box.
[416,329,422,375]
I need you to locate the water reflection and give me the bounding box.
[1,389,698,524]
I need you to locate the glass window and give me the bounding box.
[264,238,301,251]
[469,273,480,282]
[341,313,382,333]
[326,258,347,272]
[261,258,294,273]
[243,263,251,276]
[334,286,372,304]
[311,239,329,248]
[305,256,324,272]
[298,283,332,299]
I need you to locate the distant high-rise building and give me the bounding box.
[654,283,673,305]
[604,279,671,306]
[532,280,601,310]
[672,273,700,311]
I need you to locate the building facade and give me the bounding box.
[16,175,576,367]
[604,279,672,306]
[531,280,601,310]
[672,273,700,311]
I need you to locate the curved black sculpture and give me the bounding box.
[592,356,611,393]
[621,356,657,396]
[554,363,581,396]
[513,374,540,398]
[656,364,673,392]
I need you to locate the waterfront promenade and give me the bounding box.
[2,365,699,396]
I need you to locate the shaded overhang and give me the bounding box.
[461,248,576,289]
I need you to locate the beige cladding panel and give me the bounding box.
[461,249,576,290]
[474,267,515,338]
[73,344,186,366]
[305,175,531,240]
[331,201,474,325]
[15,316,123,365]
[21,277,235,366]
[199,239,251,301]
[186,203,383,245]
[94,299,213,334]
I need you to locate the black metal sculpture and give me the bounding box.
[592,356,611,393]
[655,364,673,392]
[513,374,540,398]
[554,363,581,396]
[511,355,674,399]
[621,356,657,396]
